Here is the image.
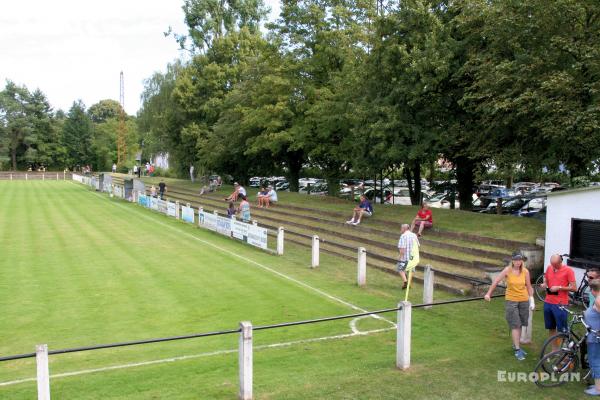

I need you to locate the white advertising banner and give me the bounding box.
[199,211,218,231]
[167,201,177,217]
[216,215,232,236]
[181,205,194,223]
[157,199,168,214]
[247,225,268,250]
[150,197,159,211]
[231,220,249,241]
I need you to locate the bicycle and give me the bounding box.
[534,254,591,306]
[538,306,587,362]
[533,306,598,388]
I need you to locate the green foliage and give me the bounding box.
[61,100,93,168]
[0,81,65,170]
[87,99,123,124]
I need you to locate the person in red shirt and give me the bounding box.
[540,254,576,350]
[411,203,433,237]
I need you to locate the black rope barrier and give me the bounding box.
[0,294,505,362]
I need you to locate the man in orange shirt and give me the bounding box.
[540,254,576,350]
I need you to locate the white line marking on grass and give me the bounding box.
[349,315,374,334]
[0,327,395,387]
[85,188,395,327]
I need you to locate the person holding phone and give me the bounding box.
[540,254,577,351]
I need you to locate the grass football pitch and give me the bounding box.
[0,181,583,399]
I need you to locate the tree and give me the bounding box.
[459,0,600,180]
[88,99,123,124]
[175,0,268,51]
[270,0,373,194]
[0,81,33,170]
[62,101,93,168]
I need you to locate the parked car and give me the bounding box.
[472,196,495,212]
[249,177,262,187]
[299,182,328,195]
[487,188,517,199]
[275,181,290,191]
[427,192,461,209]
[513,182,537,194]
[517,197,546,217]
[476,184,504,197]
[480,196,529,214]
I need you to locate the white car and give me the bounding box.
[249,177,263,187]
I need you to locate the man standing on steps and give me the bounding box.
[158,180,167,200]
[397,224,420,290]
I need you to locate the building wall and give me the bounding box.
[545,188,600,284]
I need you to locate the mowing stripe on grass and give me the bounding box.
[0,327,394,387]
[82,184,395,326]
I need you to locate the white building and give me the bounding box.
[544,186,600,284]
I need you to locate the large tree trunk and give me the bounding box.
[327,176,340,197]
[412,162,422,206]
[405,163,422,205]
[456,156,475,211]
[286,152,303,192]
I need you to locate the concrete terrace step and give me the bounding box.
[156,187,503,271]
[199,191,531,250]
[162,185,512,254]
[131,184,499,283]
[108,175,514,293]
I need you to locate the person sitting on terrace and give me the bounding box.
[266,185,278,207]
[257,186,270,208]
[224,182,246,202]
[346,194,373,226]
[411,202,433,237]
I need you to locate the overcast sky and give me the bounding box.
[0,0,281,115]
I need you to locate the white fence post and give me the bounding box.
[396,301,412,370]
[36,344,50,400]
[521,308,533,344]
[42,173,45,181]
[423,265,434,309]
[56,173,59,180]
[63,171,65,180]
[357,247,366,286]
[239,321,253,400]
[277,227,284,255]
[10,173,13,180]
[311,235,319,268]
[26,173,28,180]
[175,201,180,219]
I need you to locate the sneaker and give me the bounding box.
[401,282,408,290]
[352,221,360,225]
[346,220,354,224]
[512,345,527,356]
[514,349,526,361]
[585,387,600,396]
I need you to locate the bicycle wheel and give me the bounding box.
[533,349,579,388]
[539,332,572,361]
[579,282,591,307]
[534,274,546,302]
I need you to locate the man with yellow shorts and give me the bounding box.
[397,223,420,290]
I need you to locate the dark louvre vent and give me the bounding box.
[570,219,600,268]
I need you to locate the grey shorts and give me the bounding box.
[396,261,408,273]
[505,300,529,329]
